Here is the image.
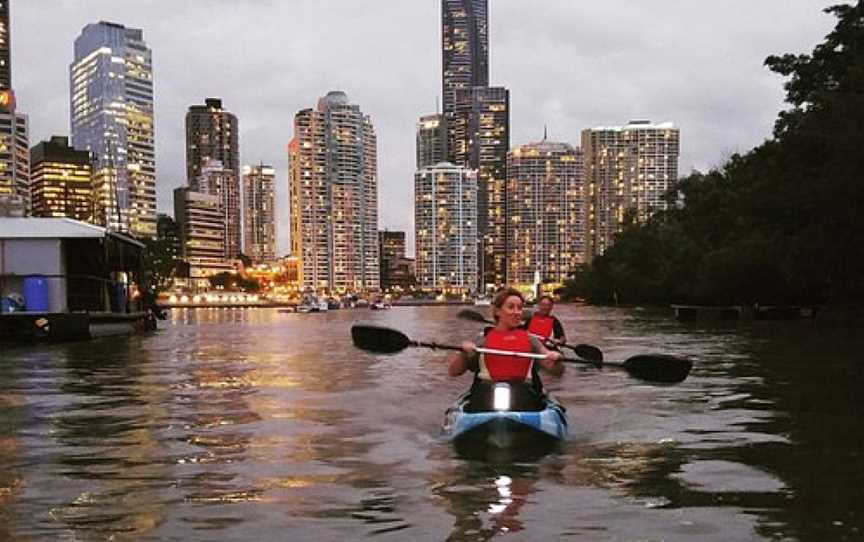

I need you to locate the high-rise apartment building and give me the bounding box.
[29,136,93,220]
[288,91,379,292]
[378,230,414,292]
[414,162,478,293]
[582,120,680,257]
[156,213,181,263]
[449,85,509,288]
[173,187,232,290]
[186,98,239,189]
[70,21,156,238]
[1,0,11,89]
[507,138,586,286]
[0,0,29,212]
[242,163,276,263]
[379,230,406,262]
[416,113,445,169]
[378,230,407,292]
[441,0,488,121]
[0,105,27,209]
[195,158,241,260]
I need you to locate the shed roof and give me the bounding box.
[0,218,144,248]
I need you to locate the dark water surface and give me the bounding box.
[1,306,862,541]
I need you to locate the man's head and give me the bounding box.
[537,295,554,316]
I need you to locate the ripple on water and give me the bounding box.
[672,460,786,494]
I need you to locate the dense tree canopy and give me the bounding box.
[564,3,864,307]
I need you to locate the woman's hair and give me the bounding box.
[492,287,524,322]
[538,295,555,305]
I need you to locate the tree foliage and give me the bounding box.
[565,4,864,306]
[208,272,260,292]
[141,238,182,293]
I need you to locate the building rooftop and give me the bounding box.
[0,218,144,247]
[590,120,677,131]
[516,139,576,153]
[319,90,350,108]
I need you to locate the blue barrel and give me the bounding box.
[112,283,128,313]
[23,275,50,312]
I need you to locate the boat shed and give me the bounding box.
[0,217,145,314]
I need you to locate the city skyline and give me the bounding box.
[12,1,838,254]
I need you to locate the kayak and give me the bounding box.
[442,382,568,448]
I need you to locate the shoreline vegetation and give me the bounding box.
[560,4,864,324]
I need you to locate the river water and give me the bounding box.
[0,305,862,541]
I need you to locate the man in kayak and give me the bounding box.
[448,288,563,410]
[524,295,566,347]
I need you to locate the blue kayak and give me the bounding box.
[443,384,568,448]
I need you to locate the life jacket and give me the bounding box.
[478,328,534,381]
[527,314,555,340]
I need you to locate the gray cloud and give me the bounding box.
[13,1,838,255]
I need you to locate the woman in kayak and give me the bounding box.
[524,295,566,347]
[448,288,563,381]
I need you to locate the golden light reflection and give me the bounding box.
[0,478,23,501]
[185,490,263,504]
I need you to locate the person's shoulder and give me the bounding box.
[528,334,544,352]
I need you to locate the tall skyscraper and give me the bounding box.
[0,0,29,213]
[414,162,478,293]
[242,163,276,263]
[0,102,27,210]
[29,136,93,220]
[449,85,509,288]
[70,21,156,238]
[416,113,445,169]
[441,0,488,120]
[173,187,232,291]
[582,120,680,257]
[288,91,379,292]
[196,158,241,259]
[186,98,239,189]
[1,0,11,89]
[507,138,586,286]
[439,0,508,289]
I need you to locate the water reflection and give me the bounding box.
[0,306,861,539]
[431,459,550,541]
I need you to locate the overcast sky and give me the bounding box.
[13,1,839,255]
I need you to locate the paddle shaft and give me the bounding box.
[411,340,588,364]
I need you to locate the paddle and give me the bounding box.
[351,325,692,383]
[457,309,604,364]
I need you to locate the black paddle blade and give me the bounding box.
[457,309,492,323]
[621,354,693,383]
[570,343,603,363]
[351,325,412,354]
